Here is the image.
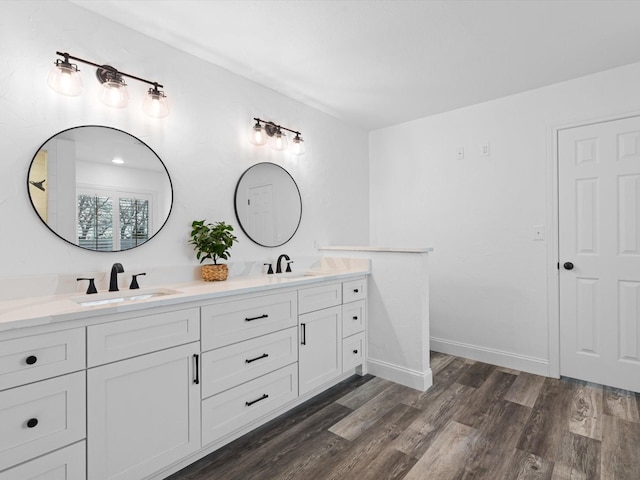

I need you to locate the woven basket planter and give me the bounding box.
[201,264,229,282]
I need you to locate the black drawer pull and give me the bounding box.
[352,316,358,320]
[193,354,200,385]
[353,349,359,354]
[353,288,359,293]
[26,355,38,365]
[246,393,269,407]
[245,314,269,322]
[246,353,269,364]
[301,323,306,345]
[26,418,38,428]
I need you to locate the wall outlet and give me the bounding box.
[456,146,464,160]
[533,225,545,241]
[480,142,490,157]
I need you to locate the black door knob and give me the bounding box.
[563,262,574,270]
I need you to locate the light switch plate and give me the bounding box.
[480,142,490,157]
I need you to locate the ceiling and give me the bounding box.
[71,0,640,131]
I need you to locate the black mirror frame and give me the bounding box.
[234,162,302,248]
[27,125,174,252]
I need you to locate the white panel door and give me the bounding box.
[559,115,640,392]
[87,342,201,480]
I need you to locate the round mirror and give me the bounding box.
[27,125,173,252]
[234,162,302,247]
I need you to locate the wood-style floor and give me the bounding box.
[167,352,640,479]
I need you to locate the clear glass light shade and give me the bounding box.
[99,80,129,108]
[291,135,305,155]
[270,130,288,151]
[142,88,169,118]
[47,62,83,96]
[249,123,268,146]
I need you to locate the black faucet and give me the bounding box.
[276,254,291,274]
[109,263,124,292]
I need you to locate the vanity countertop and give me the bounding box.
[0,266,369,333]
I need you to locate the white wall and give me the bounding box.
[369,61,640,375]
[0,1,369,284]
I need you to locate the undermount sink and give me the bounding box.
[71,288,180,307]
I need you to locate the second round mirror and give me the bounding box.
[234,162,302,247]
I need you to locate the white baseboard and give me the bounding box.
[430,337,550,377]
[366,358,433,392]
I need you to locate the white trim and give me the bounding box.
[365,358,433,391]
[546,109,640,380]
[431,337,550,376]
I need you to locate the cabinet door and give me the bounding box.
[298,306,342,395]
[87,343,201,480]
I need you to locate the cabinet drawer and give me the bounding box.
[298,282,341,314]
[343,332,365,372]
[201,292,297,351]
[202,363,298,445]
[0,328,85,391]
[0,371,86,471]
[342,300,366,338]
[202,327,297,398]
[0,440,85,480]
[87,307,200,366]
[342,278,367,303]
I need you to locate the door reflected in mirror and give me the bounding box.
[234,162,302,247]
[27,126,173,252]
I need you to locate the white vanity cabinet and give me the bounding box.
[200,291,298,446]
[86,308,201,480]
[298,278,367,395]
[341,279,367,373]
[0,328,86,478]
[0,270,369,480]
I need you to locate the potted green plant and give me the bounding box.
[189,220,238,281]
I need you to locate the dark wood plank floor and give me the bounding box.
[167,353,640,479]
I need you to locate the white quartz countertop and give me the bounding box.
[318,245,433,253]
[0,267,369,333]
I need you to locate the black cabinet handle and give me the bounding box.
[245,314,268,322]
[26,418,38,428]
[353,288,359,293]
[301,323,306,345]
[353,349,359,354]
[352,316,358,321]
[26,355,38,365]
[246,353,269,364]
[245,393,268,407]
[193,354,199,385]
[563,262,574,270]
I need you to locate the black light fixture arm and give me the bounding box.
[55,51,163,89]
[253,117,301,136]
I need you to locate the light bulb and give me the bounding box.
[291,134,305,155]
[249,121,268,146]
[270,128,288,151]
[99,74,128,108]
[142,87,169,118]
[47,60,83,96]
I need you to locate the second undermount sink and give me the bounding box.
[71,288,181,307]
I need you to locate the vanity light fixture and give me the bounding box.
[249,118,304,155]
[48,51,169,118]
